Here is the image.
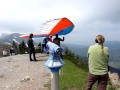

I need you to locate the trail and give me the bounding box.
[0,53,50,90]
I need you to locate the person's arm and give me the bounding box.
[87,46,92,58]
[60,37,64,41]
[31,39,35,48]
[87,53,89,58]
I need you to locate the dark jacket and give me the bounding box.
[28,38,34,48]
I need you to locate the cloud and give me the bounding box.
[0,0,120,45]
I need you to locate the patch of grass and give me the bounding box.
[59,59,88,90]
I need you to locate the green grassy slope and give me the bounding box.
[60,59,88,90]
[59,59,114,90]
[44,58,114,90]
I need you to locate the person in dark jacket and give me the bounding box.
[53,34,64,46]
[27,33,37,61]
[53,34,65,58]
[41,37,48,53]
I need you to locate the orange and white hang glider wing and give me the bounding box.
[20,17,75,38]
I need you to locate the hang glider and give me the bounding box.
[20,17,75,38]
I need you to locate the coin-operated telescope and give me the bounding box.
[45,41,64,72]
[45,41,64,90]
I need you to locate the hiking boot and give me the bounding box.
[34,59,38,61]
[30,59,33,61]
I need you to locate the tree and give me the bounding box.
[12,41,19,54]
[35,42,42,53]
[18,40,27,54]
[64,46,84,67]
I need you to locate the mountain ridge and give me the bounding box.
[0,33,27,45]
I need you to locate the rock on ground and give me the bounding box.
[109,72,120,88]
[0,53,50,90]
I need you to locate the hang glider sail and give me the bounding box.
[20,17,75,38]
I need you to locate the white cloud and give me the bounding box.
[0,0,120,45]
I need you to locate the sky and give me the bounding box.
[0,0,120,45]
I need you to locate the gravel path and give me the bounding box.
[0,53,50,90]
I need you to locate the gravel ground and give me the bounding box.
[0,53,50,90]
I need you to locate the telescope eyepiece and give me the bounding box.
[55,48,61,54]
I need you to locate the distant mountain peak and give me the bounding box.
[0,33,25,45]
[0,33,9,38]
